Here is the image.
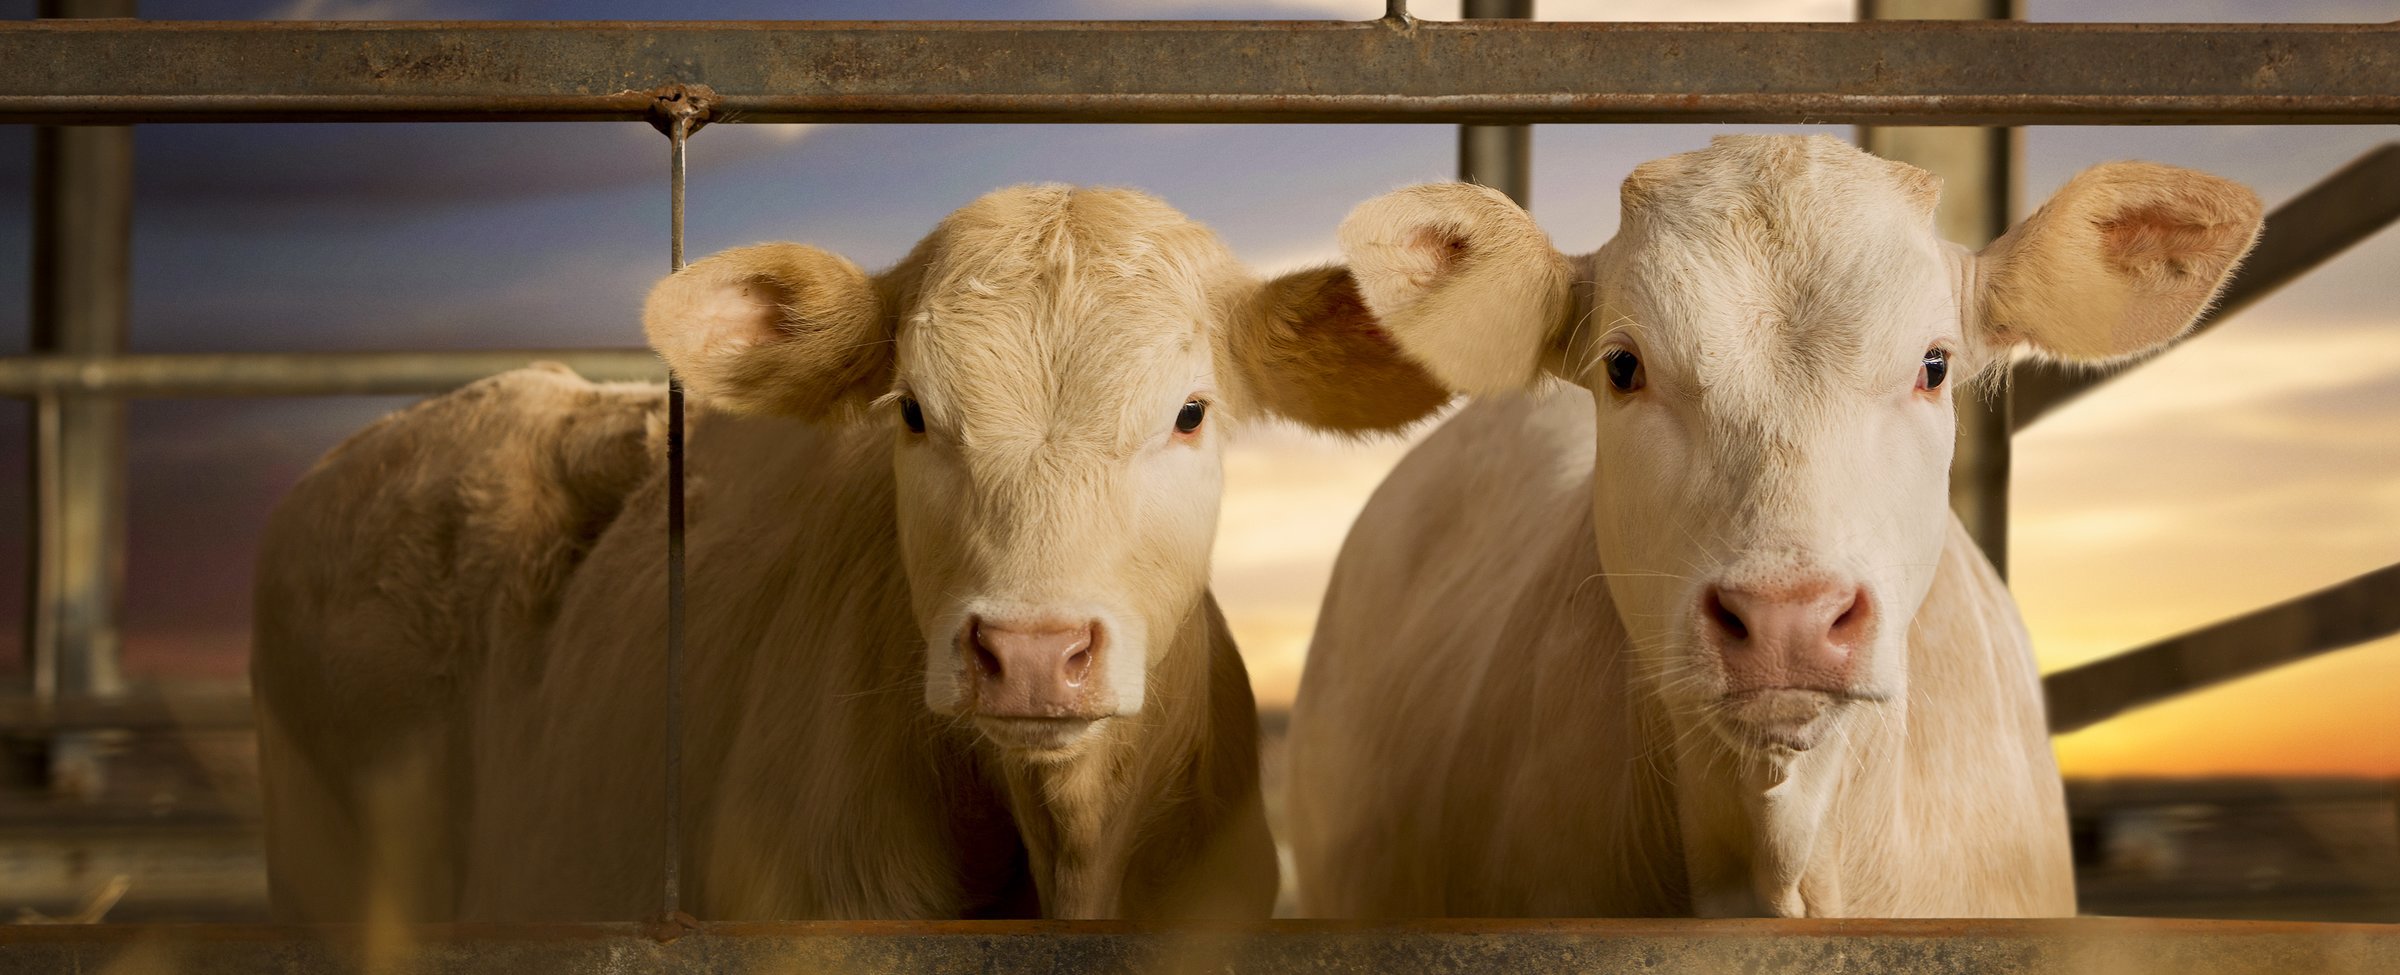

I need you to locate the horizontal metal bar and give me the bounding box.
[2014,143,2400,428]
[0,350,663,397]
[2044,561,2400,734]
[0,826,264,924]
[2,917,2397,973]
[2,20,2398,125]
[0,688,253,733]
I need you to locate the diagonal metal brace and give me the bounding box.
[2043,561,2400,734]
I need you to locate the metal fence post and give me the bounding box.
[25,0,136,799]
[1857,0,2017,577]
[1458,0,1532,206]
[649,84,709,934]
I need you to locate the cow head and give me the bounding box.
[1338,135,2259,759]
[645,185,1445,758]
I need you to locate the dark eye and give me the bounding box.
[1920,349,1949,391]
[1175,399,1207,435]
[900,397,925,433]
[1602,349,1645,393]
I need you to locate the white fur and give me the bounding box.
[1288,136,2261,918]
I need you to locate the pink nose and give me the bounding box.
[967,619,1104,719]
[1700,579,1872,695]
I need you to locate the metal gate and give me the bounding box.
[1,2,2397,971]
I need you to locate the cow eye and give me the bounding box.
[1920,349,1949,391]
[900,397,926,433]
[1175,399,1207,435]
[1602,349,1645,393]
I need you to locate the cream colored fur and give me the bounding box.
[254,185,1444,921]
[1287,136,2261,918]
[1339,182,1577,395]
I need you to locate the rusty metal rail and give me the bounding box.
[2044,562,2400,734]
[0,349,662,397]
[2,19,2399,126]
[1,918,2396,974]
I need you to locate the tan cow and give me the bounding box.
[253,185,1446,922]
[1287,136,2261,917]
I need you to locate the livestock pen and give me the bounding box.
[2,0,2399,971]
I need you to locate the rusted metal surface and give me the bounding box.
[2,20,2398,125]
[2014,142,2400,428]
[0,350,664,397]
[0,918,2396,973]
[2044,562,2400,734]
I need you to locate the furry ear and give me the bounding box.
[1336,182,1576,395]
[1223,265,1450,433]
[642,243,892,418]
[1979,162,2263,363]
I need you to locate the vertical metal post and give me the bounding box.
[27,0,137,799]
[664,120,687,922]
[1858,0,2017,577]
[650,85,707,930]
[1458,0,1532,207]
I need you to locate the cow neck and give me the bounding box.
[1664,672,1904,918]
[987,599,1217,919]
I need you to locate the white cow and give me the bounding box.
[1287,136,2262,917]
[252,185,1447,921]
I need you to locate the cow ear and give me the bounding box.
[1336,182,1577,395]
[1978,162,2263,363]
[642,243,892,418]
[1223,265,1450,434]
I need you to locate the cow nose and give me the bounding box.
[967,618,1104,719]
[1700,579,1872,695]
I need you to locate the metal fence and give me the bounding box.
[2,1,2398,970]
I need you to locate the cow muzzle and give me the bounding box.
[1697,575,1878,750]
[962,616,1112,724]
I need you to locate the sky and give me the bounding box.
[0,0,2394,779]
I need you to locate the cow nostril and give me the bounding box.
[1703,589,1748,642]
[1063,646,1093,685]
[1829,588,1872,643]
[969,622,1005,678]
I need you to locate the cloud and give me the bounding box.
[2013,312,2400,684]
[266,0,449,18]
[758,124,819,145]
[117,122,832,219]
[1213,421,1438,705]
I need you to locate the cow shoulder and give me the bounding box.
[1292,387,1619,915]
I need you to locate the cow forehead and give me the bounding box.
[1609,136,1954,407]
[897,187,1232,450]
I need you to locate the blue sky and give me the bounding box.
[1,0,2395,774]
